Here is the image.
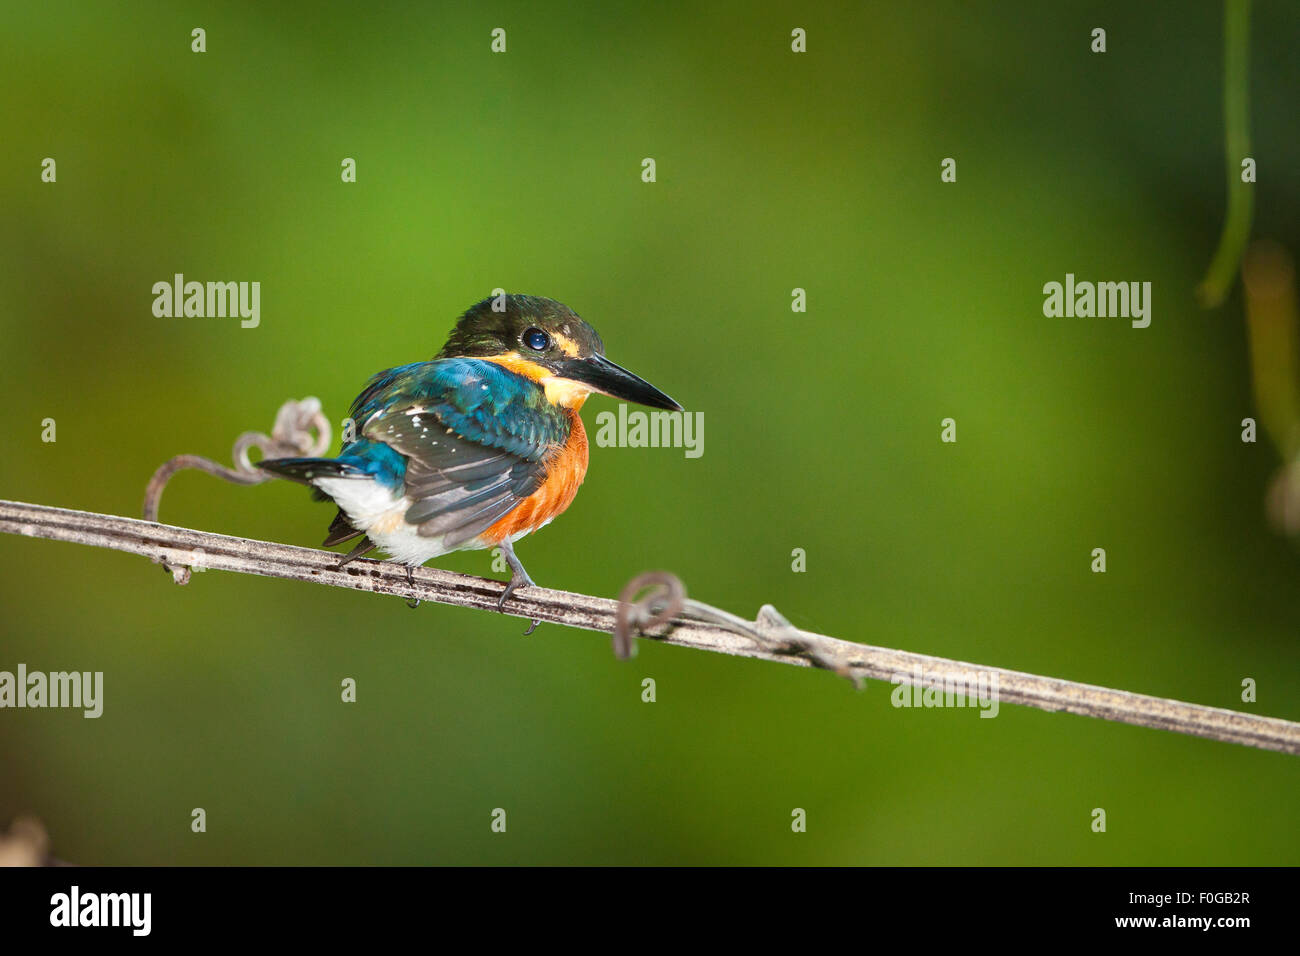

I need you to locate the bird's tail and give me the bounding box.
[257,457,366,486]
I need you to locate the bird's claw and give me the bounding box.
[496,573,533,612]
[493,541,539,633]
[496,571,541,634]
[405,565,420,608]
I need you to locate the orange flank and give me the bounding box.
[478,409,589,544]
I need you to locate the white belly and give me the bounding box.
[314,476,453,566]
[314,475,549,567]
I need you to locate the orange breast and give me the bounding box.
[479,409,589,544]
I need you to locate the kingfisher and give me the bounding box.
[258,294,681,611]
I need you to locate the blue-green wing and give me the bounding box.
[353,359,570,547]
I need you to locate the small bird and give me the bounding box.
[259,294,682,610]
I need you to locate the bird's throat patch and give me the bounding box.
[483,353,591,409]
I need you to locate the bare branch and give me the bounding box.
[2,498,1297,756]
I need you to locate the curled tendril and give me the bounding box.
[143,398,331,579]
[143,397,331,523]
[613,570,861,685]
[613,571,686,659]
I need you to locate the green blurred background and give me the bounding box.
[2,1,1298,865]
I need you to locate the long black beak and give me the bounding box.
[553,355,682,411]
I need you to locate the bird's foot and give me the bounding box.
[405,564,420,608]
[496,566,535,612]
[495,541,542,634]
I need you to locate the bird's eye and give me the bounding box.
[523,328,550,351]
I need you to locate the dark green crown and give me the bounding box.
[437,294,605,360]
